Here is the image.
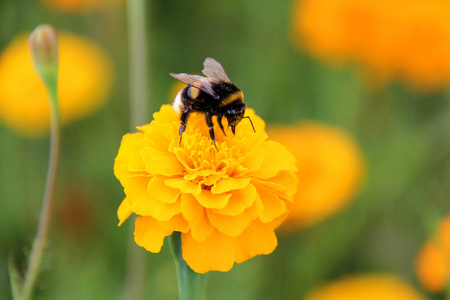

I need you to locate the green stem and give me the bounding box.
[20,76,59,300]
[169,232,206,300]
[122,0,149,299]
[127,0,149,129]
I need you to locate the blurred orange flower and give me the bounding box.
[268,122,364,230]
[304,274,427,300]
[415,215,450,293]
[0,32,113,137]
[114,105,298,273]
[41,0,124,13]
[293,0,450,90]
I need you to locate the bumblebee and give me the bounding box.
[171,58,254,150]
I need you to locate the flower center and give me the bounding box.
[174,127,246,190]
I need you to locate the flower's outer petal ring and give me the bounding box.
[181,194,214,241]
[255,191,287,224]
[182,230,235,274]
[158,214,190,233]
[165,177,202,196]
[141,147,184,176]
[114,132,146,179]
[118,198,133,226]
[131,179,181,221]
[249,141,297,179]
[134,216,173,253]
[207,202,259,237]
[234,220,277,264]
[147,176,181,204]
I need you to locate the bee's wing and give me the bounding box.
[202,58,231,83]
[170,73,217,98]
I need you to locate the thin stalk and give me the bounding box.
[122,0,149,299]
[127,0,149,129]
[169,232,206,300]
[20,77,60,300]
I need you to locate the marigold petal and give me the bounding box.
[125,138,155,172]
[184,169,221,181]
[134,216,172,253]
[207,202,259,237]
[141,147,184,176]
[211,177,251,194]
[142,121,175,151]
[268,170,299,198]
[131,181,181,221]
[114,132,146,178]
[250,141,297,179]
[158,214,190,233]
[117,198,133,226]
[181,194,214,241]
[251,178,290,202]
[182,230,235,273]
[152,104,179,123]
[269,213,288,230]
[211,184,258,216]
[195,189,231,209]
[239,147,265,175]
[234,220,277,263]
[147,176,180,204]
[122,175,150,204]
[256,192,287,223]
[165,178,202,196]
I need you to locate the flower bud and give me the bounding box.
[28,24,58,77]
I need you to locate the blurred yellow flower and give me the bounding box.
[415,215,450,293]
[0,32,113,137]
[114,105,298,273]
[304,274,427,300]
[268,122,364,230]
[41,0,124,13]
[293,0,450,90]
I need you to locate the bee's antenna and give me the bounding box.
[244,116,256,133]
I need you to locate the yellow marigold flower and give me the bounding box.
[41,0,124,13]
[268,122,364,230]
[304,274,427,300]
[293,0,450,90]
[114,105,298,273]
[415,215,450,293]
[0,32,113,137]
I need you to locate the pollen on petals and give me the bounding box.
[114,105,298,272]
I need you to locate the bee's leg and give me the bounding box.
[217,112,226,136]
[205,112,218,151]
[179,109,190,145]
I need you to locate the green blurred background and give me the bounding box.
[1,0,449,299]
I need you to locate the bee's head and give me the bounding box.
[225,103,246,134]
